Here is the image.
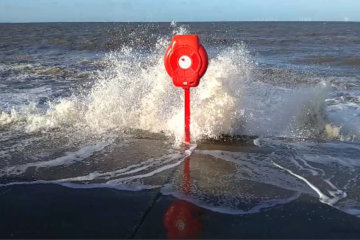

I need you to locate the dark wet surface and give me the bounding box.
[1,171,360,239]
[0,138,359,239]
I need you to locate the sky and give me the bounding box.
[0,0,359,23]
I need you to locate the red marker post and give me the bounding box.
[164,35,208,144]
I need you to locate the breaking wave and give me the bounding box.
[0,26,359,143]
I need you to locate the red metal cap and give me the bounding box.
[164,35,208,88]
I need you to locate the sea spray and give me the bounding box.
[0,41,254,142]
[0,31,354,141]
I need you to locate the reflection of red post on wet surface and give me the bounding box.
[163,155,202,239]
[183,157,191,194]
[164,200,202,239]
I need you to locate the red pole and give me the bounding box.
[184,87,190,144]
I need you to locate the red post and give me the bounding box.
[164,35,208,144]
[184,88,190,144]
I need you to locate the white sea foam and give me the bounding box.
[0,180,160,192]
[196,150,314,194]
[172,147,360,218]
[251,137,360,217]
[272,161,346,206]
[61,151,191,182]
[0,144,196,191]
[157,148,307,215]
[0,142,109,176]
[326,98,360,141]
[161,184,301,215]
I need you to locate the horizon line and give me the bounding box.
[1,20,359,24]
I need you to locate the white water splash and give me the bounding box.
[0,27,358,142]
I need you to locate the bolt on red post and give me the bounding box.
[164,35,208,144]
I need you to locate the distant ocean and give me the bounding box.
[0,22,360,238]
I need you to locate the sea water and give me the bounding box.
[0,22,360,218]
